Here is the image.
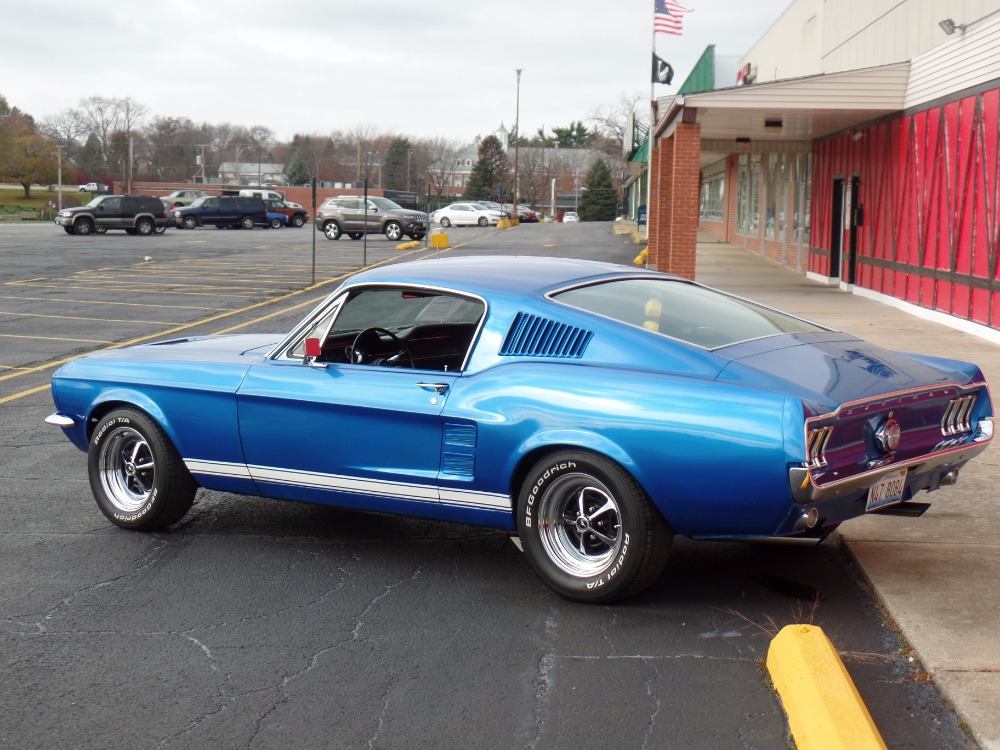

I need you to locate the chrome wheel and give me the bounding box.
[96,425,156,513]
[536,473,622,577]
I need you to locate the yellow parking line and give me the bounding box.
[0,384,50,404]
[0,311,172,325]
[8,282,257,299]
[0,295,222,311]
[0,333,114,344]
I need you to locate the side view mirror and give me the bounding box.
[302,337,327,368]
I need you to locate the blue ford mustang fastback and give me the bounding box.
[46,256,994,602]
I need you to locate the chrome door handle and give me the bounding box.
[416,382,450,395]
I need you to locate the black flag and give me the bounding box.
[652,53,674,85]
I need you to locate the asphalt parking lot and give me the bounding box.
[0,221,977,749]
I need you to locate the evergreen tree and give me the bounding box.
[578,159,618,221]
[75,133,106,179]
[463,134,508,201]
[381,137,413,190]
[286,150,310,185]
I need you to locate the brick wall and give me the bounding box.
[647,123,701,279]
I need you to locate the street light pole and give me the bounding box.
[407,149,414,192]
[513,68,523,216]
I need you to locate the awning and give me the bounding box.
[656,62,911,165]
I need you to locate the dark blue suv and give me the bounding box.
[174,196,267,229]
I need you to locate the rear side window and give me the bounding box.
[553,278,828,349]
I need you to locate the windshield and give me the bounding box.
[187,197,208,208]
[554,278,828,349]
[369,197,403,210]
[85,197,107,208]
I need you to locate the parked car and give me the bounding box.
[430,202,503,228]
[517,205,539,222]
[45,256,994,603]
[562,211,579,223]
[264,199,308,227]
[77,182,109,193]
[174,195,267,229]
[264,210,287,229]
[315,196,427,241]
[477,200,510,217]
[239,188,284,202]
[156,199,174,233]
[55,195,171,236]
[162,189,207,208]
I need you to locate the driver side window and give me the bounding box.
[294,286,485,372]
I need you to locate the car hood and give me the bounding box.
[394,209,427,219]
[82,333,283,364]
[714,331,981,411]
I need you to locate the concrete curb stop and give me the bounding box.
[766,624,886,750]
[395,240,420,251]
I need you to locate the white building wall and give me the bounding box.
[743,0,1000,82]
[906,11,1000,108]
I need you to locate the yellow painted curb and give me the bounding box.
[395,240,420,251]
[767,624,886,750]
[633,247,648,265]
[497,218,512,229]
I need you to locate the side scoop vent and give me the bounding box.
[500,312,593,358]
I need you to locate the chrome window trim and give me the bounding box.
[269,281,488,373]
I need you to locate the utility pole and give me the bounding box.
[55,144,64,210]
[513,68,523,213]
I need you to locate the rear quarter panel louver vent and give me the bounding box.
[500,312,593,358]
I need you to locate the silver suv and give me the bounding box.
[315,196,428,241]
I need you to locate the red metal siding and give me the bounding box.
[811,88,1000,329]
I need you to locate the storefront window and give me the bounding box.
[736,155,749,233]
[778,155,787,242]
[764,154,777,240]
[699,160,725,221]
[749,155,760,234]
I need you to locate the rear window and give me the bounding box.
[553,278,827,349]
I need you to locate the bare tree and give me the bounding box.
[421,136,466,197]
[37,110,87,161]
[588,91,648,144]
[75,95,148,161]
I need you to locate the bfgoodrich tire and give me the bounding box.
[516,451,672,603]
[88,408,197,531]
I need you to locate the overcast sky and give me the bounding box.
[1,0,791,144]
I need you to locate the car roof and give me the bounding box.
[344,255,676,300]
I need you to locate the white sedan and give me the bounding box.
[431,202,503,228]
[562,211,579,223]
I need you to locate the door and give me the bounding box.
[94,196,123,231]
[236,360,458,507]
[829,179,844,280]
[847,175,861,285]
[340,198,365,232]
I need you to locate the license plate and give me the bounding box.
[866,468,907,512]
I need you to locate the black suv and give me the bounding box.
[174,196,267,229]
[55,195,170,236]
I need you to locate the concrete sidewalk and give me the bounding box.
[693,232,1000,749]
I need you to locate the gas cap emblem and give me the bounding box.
[875,416,901,452]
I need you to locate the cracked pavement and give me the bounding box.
[0,223,977,748]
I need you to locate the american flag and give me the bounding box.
[654,0,692,36]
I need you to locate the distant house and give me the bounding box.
[216,161,286,186]
[426,123,603,207]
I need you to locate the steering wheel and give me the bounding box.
[349,327,413,368]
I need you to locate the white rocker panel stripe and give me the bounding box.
[185,459,252,479]
[250,465,439,502]
[184,459,509,509]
